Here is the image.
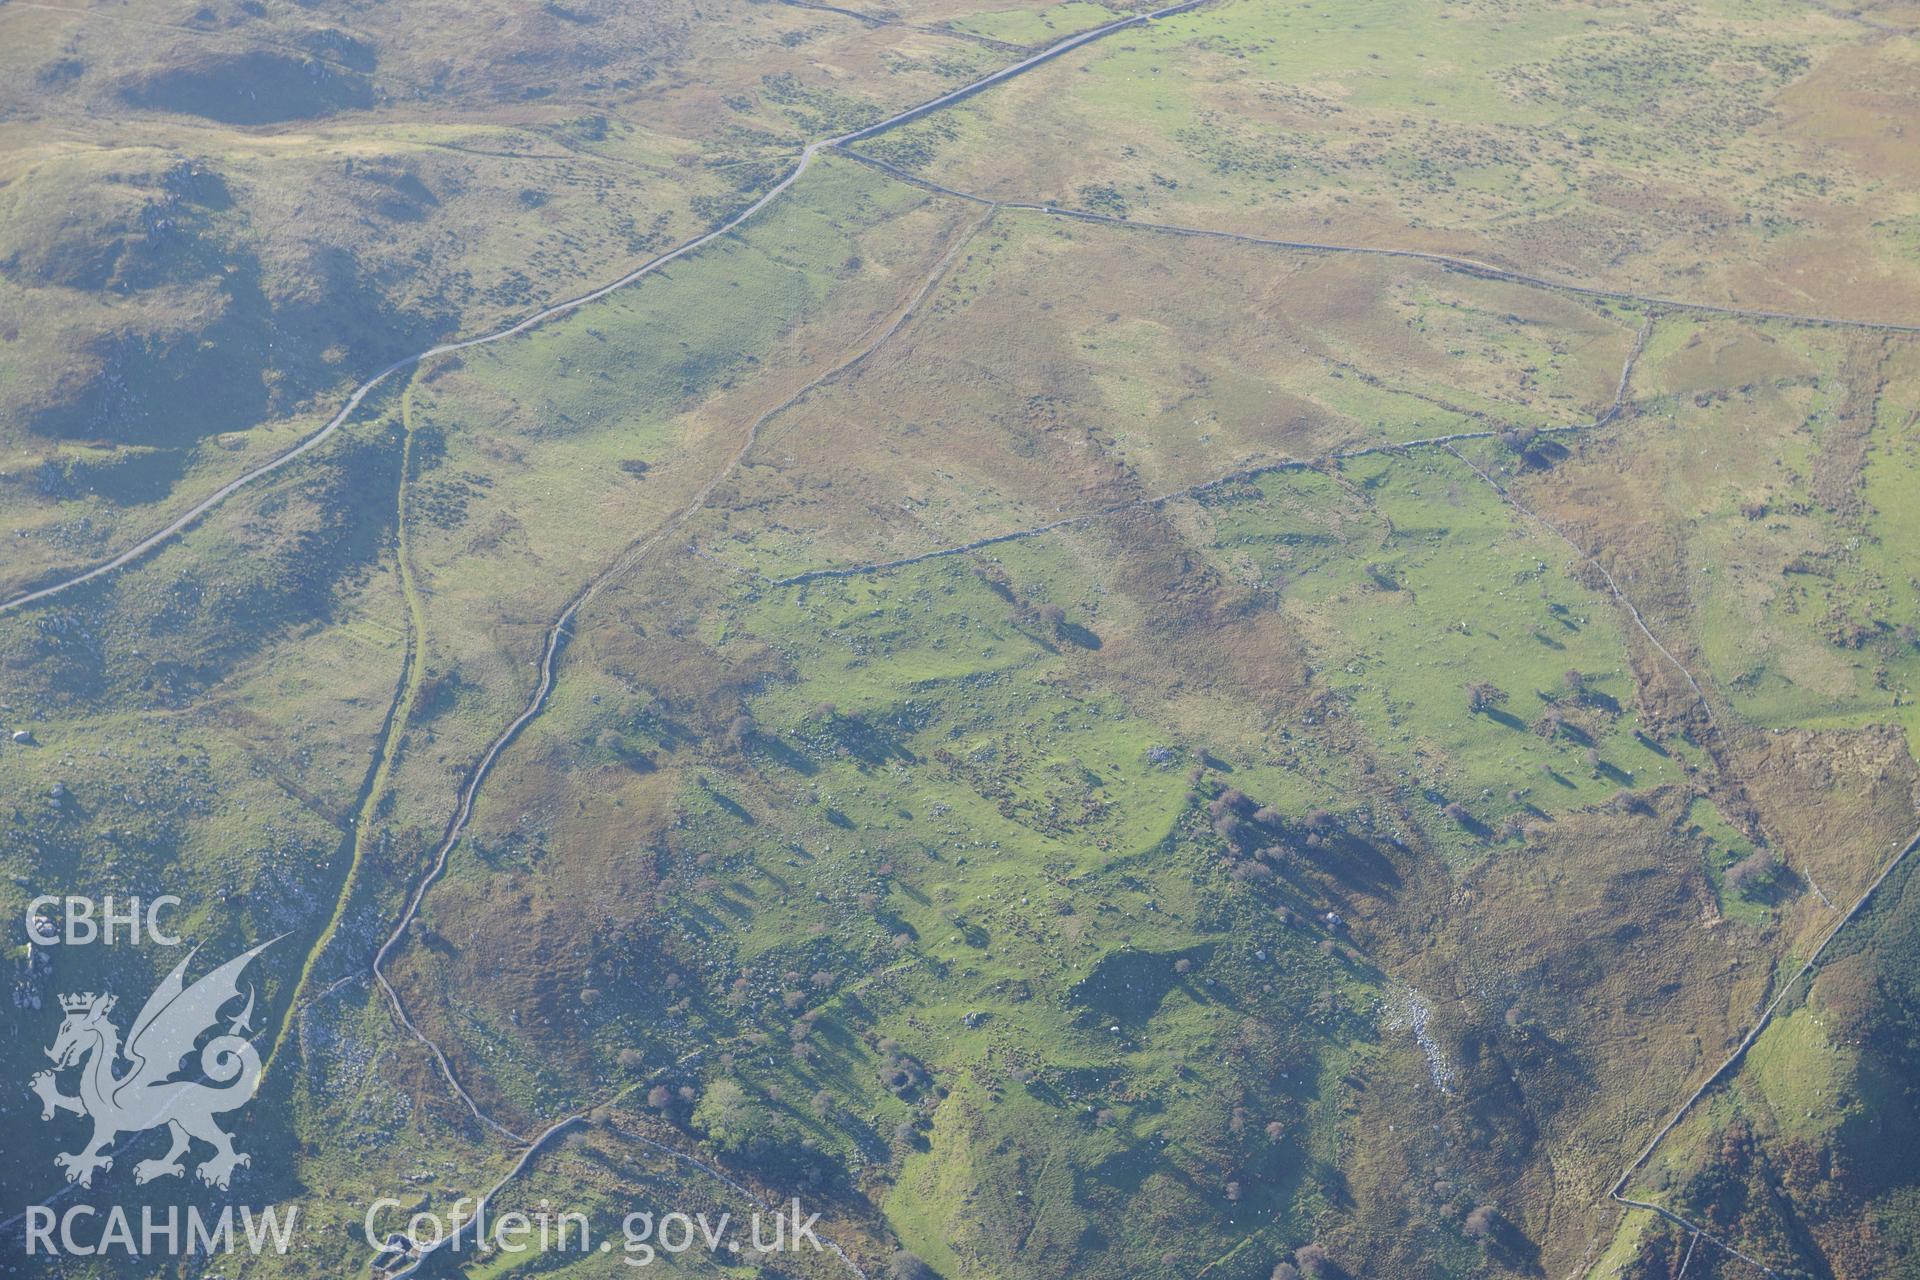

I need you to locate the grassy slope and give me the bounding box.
[2,1,1918,1278]
[857,0,1920,320]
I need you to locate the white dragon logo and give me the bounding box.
[30,940,277,1191]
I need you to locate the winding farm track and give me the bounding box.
[261,376,433,1089]
[6,0,1916,619]
[1005,203,1920,334]
[0,4,1206,1254]
[341,194,993,1274]
[8,0,1920,1273]
[755,301,1920,1275]
[1601,823,1920,1276]
[0,0,1207,618]
[381,1113,585,1279]
[834,148,1920,337]
[360,198,991,1138]
[1432,345,1920,1272]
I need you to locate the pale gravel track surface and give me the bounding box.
[1432,355,1920,1274]
[8,0,1919,1272]
[341,159,1009,1280]
[1598,822,1920,1277]
[381,1114,586,1278]
[361,199,992,1129]
[362,58,1920,1280]
[832,147,1920,336]
[749,307,1920,1277]
[0,6,1210,1254]
[0,0,1209,617]
[9,0,1912,618]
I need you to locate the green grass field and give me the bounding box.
[3,1,1920,1277]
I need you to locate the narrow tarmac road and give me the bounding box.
[0,0,1208,617]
